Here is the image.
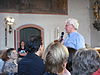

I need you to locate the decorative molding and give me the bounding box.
[0,0,68,15]
[15,24,44,49]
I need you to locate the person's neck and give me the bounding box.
[21,46,24,49]
[8,59,16,62]
[68,30,77,34]
[73,29,77,32]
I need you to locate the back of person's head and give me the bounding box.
[44,42,69,74]
[30,36,34,42]
[26,36,42,53]
[72,49,100,75]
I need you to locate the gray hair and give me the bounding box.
[44,42,69,73]
[72,49,100,75]
[65,18,79,30]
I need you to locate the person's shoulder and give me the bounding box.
[74,32,84,37]
[31,54,45,68]
[0,59,3,62]
[74,32,81,35]
[0,59,4,65]
[33,54,44,64]
[18,48,21,51]
[4,61,13,67]
[18,55,30,65]
[19,53,42,63]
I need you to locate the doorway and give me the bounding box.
[20,27,41,42]
[16,24,44,49]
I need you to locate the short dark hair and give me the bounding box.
[72,49,100,75]
[26,36,42,53]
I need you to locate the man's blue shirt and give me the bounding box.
[63,32,85,50]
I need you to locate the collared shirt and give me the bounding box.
[63,32,85,50]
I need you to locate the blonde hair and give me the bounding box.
[44,42,69,73]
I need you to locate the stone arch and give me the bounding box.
[15,24,44,49]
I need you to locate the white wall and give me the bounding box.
[0,0,91,50]
[90,0,100,47]
[68,0,91,46]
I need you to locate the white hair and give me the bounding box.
[65,18,79,30]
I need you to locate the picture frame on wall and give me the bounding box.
[0,0,68,15]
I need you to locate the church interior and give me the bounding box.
[0,0,100,75]
[0,0,100,51]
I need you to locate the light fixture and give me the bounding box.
[5,17,15,33]
[93,0,100,31]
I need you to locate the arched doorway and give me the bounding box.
[15,24,44,49]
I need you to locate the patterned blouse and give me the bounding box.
[3,60,18,75]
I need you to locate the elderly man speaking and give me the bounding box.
[63,18,85,50]
[63,18,85,72]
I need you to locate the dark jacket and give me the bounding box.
[18,53,45,75]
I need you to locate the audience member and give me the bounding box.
[66,48,76,72]
[18,36,45,75]
[63,18,85,72]
[17,40,27,58]
[1,48,18,75]
[72,49,100,75]
[43,42,71,75]
[0,58,4,74]
[63,18,85,50]
[0,51,7,74]
[26,36,42,52]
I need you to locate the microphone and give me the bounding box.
[60,32,64,43]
